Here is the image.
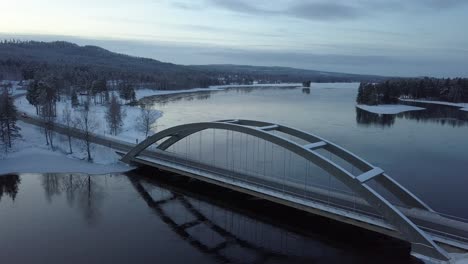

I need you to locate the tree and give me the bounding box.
[136,107,159,138]
[91,79,107,104]
[0,88,21,154]
[71,90,79,108]
[26,80,41,114]
[62,104,74,153]
[38,82,58,149]
[105,94,125,135]
[75,100,98,161]
[118,82,136,103]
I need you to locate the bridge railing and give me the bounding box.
[136,149,386,223]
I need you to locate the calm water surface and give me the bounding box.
[143,84,468,217]
[0,172,419,263]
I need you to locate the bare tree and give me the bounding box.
[75,100,98,161]
[105,94,125,135]
[62,104,74,154]
[136,107,158,138]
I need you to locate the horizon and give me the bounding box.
[1,0,468,77]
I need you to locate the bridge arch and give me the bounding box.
[121,119,448,261]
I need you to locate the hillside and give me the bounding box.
[0,41,388,89]
[190,64,387,83]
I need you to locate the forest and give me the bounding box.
[356,78,468,105]
[0,40,387,90]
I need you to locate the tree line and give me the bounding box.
[0,40,388,88]
[0,40,220,89]
[21,76,157,161]
[356,78,468,105]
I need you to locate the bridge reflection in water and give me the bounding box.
[120,119,468,263]
[128,170,418,264]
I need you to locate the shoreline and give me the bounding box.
[356,104,425,114]
[399,98,468,112]
[135,82,360,100]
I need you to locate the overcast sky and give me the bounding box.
[1,0,468,77]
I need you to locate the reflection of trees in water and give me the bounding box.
[302,88,310,94]
[138,86,300,108]
[356,104,468,128]
[41,174,105,225]
[356,108,396,127]
[139,92,212,106]
[0,174,20,201]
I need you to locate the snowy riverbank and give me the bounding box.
[16,95,162,144]
[0,121,133,175]
[356,104,425,114]
[399,99,468,112]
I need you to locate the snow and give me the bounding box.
[400,99,468,112]
[1,80,27,97]
[16,95,162,144]
[0,121,133,175]
[450,253,468,264]
[356,104,425,114]
[0,149,130,175]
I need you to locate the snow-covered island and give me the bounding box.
[399,99,468,112]
[356,104,425,114]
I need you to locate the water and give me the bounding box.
[0,173,419,264]
[142,84,468,218]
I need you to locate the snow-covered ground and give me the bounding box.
[0,121,133,175]
[16,95,162,144]
[356,104,425,114]
[400,99,468,112]
[1,80,27,96]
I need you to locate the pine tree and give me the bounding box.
[71,90,79,108]
[106,94,125,135]
[0,88,21,154]
[26,80,41,115]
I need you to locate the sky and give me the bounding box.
[1,0,468,77]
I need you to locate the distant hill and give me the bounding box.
[190,64,387,83]
[0,41,388,89]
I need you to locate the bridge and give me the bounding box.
[119,119,468,263]
[20,112,465,263]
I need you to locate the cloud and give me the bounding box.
[204,0,361,21]
[286,2,360,21]
[174,0,468,21]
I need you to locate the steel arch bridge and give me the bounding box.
[120,119,468,262]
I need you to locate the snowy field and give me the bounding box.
[400,98,468,112]
[16,95,162,144]
[356,104,425,114]
[0,121,133,175]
